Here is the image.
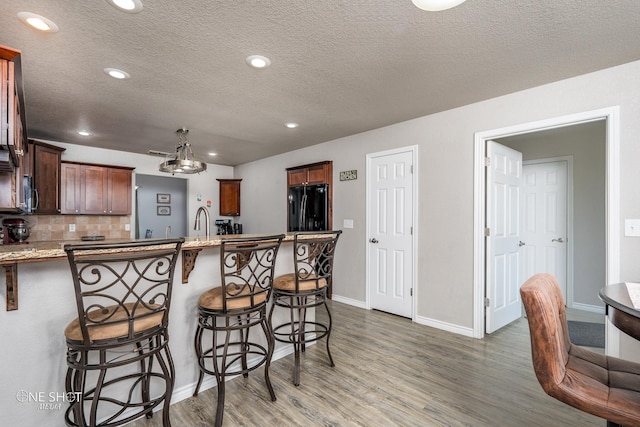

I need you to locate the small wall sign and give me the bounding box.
[339,170,357,181]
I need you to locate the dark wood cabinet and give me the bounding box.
[107,167,133,215]
[61,161,133,215]
[61,162,81,214]
[81,164,108,214]
[29,140,65,214]
[217,179,241,216]
[0,46,28,213]
[0,47,26,168]
[287,162,331,187]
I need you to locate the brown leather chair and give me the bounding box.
[520,273,640,427]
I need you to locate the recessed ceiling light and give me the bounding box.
[77,130,91,136]
[17,12,59,33]
[411,0,466,11]
[208,152,217,156]
[285,122,299,129]
[104,68,131,79]
[106,0,143,13]
[246,55,271,69]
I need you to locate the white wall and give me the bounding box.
[45,141,234,237]
[236,60,640,337]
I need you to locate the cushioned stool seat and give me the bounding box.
[198,284,268,311]
[64,302,163,342]
[274,273,327,292]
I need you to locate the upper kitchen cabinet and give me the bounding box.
[0,46,29,213]
[28,140,65,214]
[217,178,241,216]
[287,161,332,187]
[0,46,27,169]
[60,161,134,215]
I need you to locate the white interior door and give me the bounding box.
[521,161,568,300]
[486,141,522,333]
[367,148,414,318]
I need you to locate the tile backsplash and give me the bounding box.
[0,215,131,242]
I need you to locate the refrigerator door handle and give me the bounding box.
[300,194,307,231]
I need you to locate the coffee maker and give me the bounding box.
[215,219,233,235]
[2,218,31,244]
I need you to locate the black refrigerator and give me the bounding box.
[288,184,328,231]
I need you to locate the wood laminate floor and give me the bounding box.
[130,301,605,427]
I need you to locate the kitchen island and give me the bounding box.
[0,234,308,427]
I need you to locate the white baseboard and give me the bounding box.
[331,294,366,309]
[570,302,606,314]
[414,314,475,338]
[332,295,475,338]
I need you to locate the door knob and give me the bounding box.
[552,237,565,243]
[519,241,525,247]
[369,238,379,244]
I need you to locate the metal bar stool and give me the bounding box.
[268,230,341,386]
[193,234,284,427]
[63,238,183,427]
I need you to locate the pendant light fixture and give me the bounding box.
[411,0,466,11]
[159,128,207,175]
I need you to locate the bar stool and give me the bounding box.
[193,234,284,427]
[63,238,183,427]
[268,230,341,386]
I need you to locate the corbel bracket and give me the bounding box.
[181,249,202,284]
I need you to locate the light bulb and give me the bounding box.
[411,0,466,12]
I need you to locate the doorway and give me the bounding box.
[365,145,417,319]
[473,107,620,339]
[135,174,188,239]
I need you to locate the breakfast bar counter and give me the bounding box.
[0,233,306,427]
[0,233,299,263]
[0,234,300,311]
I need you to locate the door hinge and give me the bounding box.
[485,297,490,308]
[410,226,413,235]
[410,288,413,297]
[484,156,491,167]
[484,227,490,237]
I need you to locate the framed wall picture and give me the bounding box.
[157,206,171,216]
[157,193,171,204]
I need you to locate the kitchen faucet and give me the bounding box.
[194,206,210,238]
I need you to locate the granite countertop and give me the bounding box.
[0,233,297,264]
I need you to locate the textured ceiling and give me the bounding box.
[2,1,640,166]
